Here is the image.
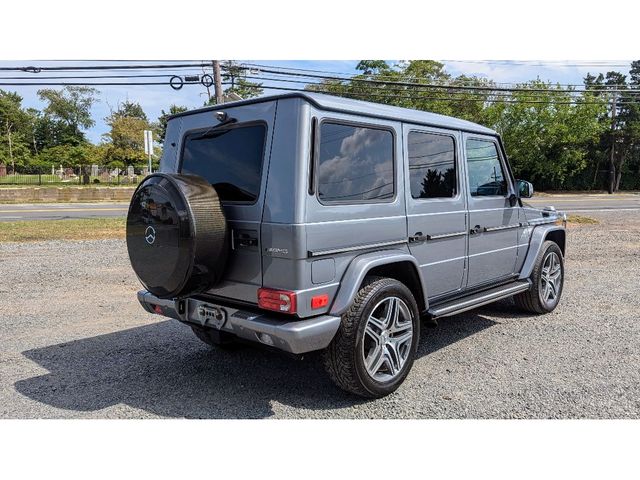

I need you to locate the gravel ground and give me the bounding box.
[0,211,638,419]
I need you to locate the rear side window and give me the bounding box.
[408,131,456,198]
[181,124,266,203]
[317,122,394,203]
[466,139,507,197]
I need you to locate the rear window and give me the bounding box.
[181,124,266,203]
[317,122,394,203]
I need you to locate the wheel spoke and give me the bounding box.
[548,279,557,299]
[364,324,382,345]
[367,314,386,332]
[384,343,401,375]
[382,298,398,329]
[391,330,412,347]
[365,344,385,375]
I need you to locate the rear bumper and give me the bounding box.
[137,290,341,354]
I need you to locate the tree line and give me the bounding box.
[0,86,173,173]
[1,60,638,191]
[0,61,263,175]
[308,60,640,192]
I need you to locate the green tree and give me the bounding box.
[484,81,607,189]
[35,143,100,169]
[102,101,156,168]
[307,60,620,190]
[37,86,99,146]
[221,61,263,100]
[0,90,32,171]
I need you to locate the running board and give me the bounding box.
[428,280,531,318]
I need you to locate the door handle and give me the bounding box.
[409,232,427,243]
[470,225,482,235]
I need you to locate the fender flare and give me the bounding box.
[519,225,566,280]
[329,249,428,316]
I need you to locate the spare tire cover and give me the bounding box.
[126,173,228,299]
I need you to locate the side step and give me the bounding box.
[428,280,531,318]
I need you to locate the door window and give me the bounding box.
[408,131,456,198]
[466,139,507,197]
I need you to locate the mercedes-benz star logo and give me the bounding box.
[144,226,156,245]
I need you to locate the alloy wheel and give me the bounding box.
[361,296,414,382]
[540,251,562,305]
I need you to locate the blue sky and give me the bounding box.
[0,59,632,143]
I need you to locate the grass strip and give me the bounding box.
[566,214,599,225]
[0,218,126,242]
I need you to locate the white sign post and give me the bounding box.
[143,130,154,174]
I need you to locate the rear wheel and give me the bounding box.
[514,240,564,314]
[323,277,420,398]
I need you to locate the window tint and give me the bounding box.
[181,124,266,202]
[408,132,456,198]
[317,122,394,203]
[466,139,507,196]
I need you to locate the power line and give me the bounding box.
[245,74,633,101]
[241,62,637,89]
[254,83,637,105]
[1,79,634,105]
[440,60,633,67]
[0,61,637,105]
[235,65,639,95]
[0,60,635,92]
[0,81,177,86]
[0,72,204,80]
[0,62,210,72]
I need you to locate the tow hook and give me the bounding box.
[197,304,226,329]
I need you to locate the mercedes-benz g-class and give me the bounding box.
[126,93,566,398]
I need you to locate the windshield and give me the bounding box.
[181,124,266,203]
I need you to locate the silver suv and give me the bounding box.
[126,92,566,398]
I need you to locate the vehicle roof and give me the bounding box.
[170,92,498,136]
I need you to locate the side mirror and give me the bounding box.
[516,179,534,198]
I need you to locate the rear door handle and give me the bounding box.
[409,232,427,243]
[470,225,482,235]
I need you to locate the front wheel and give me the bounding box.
[323,276,420,398]
[514,240,564,314]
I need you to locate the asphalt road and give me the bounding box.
[0,202,129,221]
[526,193,640,212]
[0,210,638,418]
[0,193,638,221]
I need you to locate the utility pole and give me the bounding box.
[608,91,617,194]
[213,60,223,104]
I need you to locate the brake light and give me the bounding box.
[311,294,329,309]
[258,288,297,314]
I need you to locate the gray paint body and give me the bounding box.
[144,92,566,353]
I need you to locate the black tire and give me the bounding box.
[190,325,239,349]
[323,276,421,398]
[126,173,229,299]
[514,240,564,314]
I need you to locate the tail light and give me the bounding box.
[258,288,297,314]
